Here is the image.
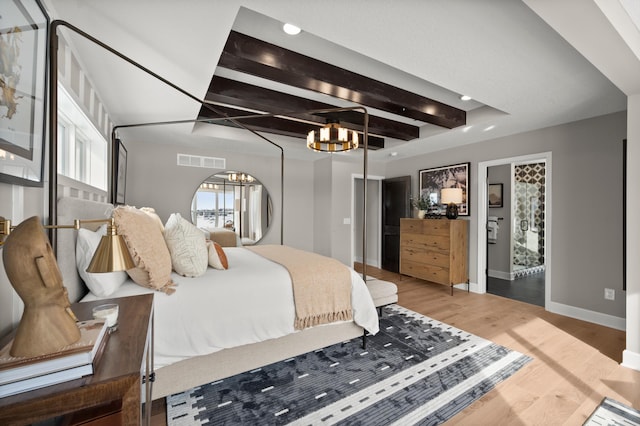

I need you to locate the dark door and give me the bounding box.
[381,176,411,272]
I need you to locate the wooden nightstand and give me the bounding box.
[0,294,154,426]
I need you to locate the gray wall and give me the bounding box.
[124,140,314,250]
[385,111,626,319]
[487,164,512,276]
[313,157,332,256]
[354,178,381,268]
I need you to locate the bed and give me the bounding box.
[57,197,379,399]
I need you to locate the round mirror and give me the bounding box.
[191,172,272,246]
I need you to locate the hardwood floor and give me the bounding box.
[150,266,637,425]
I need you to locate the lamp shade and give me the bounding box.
[86,224,135,273]
[441,187,463,205]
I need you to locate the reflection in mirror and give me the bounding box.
[191,171,272,245]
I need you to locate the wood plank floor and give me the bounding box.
[150,266,637,425]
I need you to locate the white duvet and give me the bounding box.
[81,247,379,368]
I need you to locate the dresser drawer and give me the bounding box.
[401,233,450,252]
[400,219,451,237]
[401,247,450,268]
[400,260,450,285]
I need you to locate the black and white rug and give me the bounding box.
[584,397,640,426]
[167,305,531,425]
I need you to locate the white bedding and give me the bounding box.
[81,247,379,369]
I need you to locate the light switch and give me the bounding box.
[343,218,351,225]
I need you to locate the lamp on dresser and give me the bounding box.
[441,187,463,219]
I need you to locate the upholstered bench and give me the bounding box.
[365,279,398,315]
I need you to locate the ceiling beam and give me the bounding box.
[203,76,419,140]
[219,31,466,129]
[198,104,385,150]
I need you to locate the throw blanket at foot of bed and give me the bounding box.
[246,245,353,330]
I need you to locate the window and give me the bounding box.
[57,84,108,190]
[75,135,87,182]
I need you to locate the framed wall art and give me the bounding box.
[488,183,503,208]
[0,0,48,186]
[419,162,470,216]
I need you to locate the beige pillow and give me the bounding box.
[164,213,208,277]
[140,207,164,233]
[113,206,174,292]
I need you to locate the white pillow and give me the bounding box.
[76,225,128,297]
[164,213,208,277]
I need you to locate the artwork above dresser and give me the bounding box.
[399,218,468,294]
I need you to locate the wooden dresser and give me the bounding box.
[400,218,468,294]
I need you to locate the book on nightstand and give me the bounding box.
[0,319,109,397]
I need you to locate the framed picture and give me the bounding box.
[419,162,470,216]
[488,183,503,208]
[115,139,127,204]
[0,0,48,186]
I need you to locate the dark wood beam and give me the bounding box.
[219,31,466,129]
[198,104,385,149]
[204,76,419,140]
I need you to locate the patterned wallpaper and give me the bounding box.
[513,162,545,268]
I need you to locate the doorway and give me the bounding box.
[486,161,546,306]
[381,176,411,272]
[477,152,552,309]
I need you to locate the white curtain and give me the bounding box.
[249,185,262,241]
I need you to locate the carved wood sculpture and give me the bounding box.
[2,216,80,357]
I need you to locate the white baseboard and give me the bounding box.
[488,269,512,280]
[621,350,640,372]
[453,282,480,293]
[354,256,380,269]
[547,300,626,331]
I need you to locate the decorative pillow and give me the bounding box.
[76,225,128,297]
[207,241,229,270]
[140,207,164,234]
[112,205,174,293]
[164,213,208,277]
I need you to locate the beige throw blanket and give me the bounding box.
[247,245,353,330]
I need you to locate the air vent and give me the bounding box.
[177,154,226,169]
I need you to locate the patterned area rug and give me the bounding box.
[584,397,640,426]
[166,305,531,425]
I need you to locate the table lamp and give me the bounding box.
[441,188,463,219]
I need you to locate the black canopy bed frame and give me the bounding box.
[45,20,375,400]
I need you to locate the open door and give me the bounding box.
[381,176,411,272]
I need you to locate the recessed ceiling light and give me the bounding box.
[283,23,301,35]
[389,152,398,157]
[460,95,472,101]
[462,126,472,132]
[484,125,495,131]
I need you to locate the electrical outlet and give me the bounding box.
[604,288,615,300]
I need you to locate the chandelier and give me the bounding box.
[227,172,255,183]
[306,121,359,153]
